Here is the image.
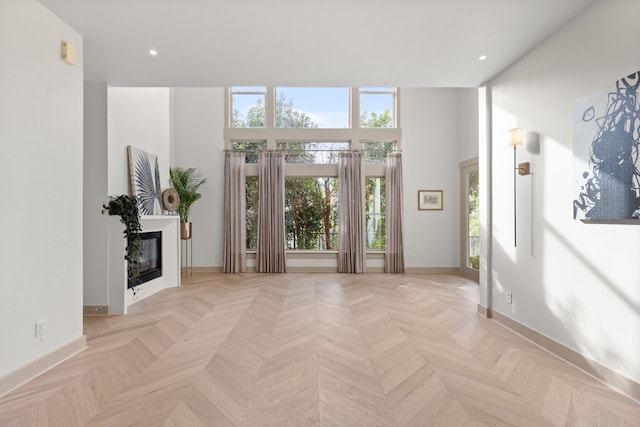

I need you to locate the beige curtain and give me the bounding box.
[257,151,286,273]
[385,152,405,273]
[223,151,246,273]
[338,152,366,273]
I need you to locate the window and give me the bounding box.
[460,159,479,280]
[366,178,385,250]
[231,141,266,163]
[285,177,338,250]
[467,169,479,269]
[231,87,266,128]
[277,141,349,164]
[360,87,395,128]
[246,177,259,249]
[226,87,400,253]
[361,141,396,164]
[276,87,349,128]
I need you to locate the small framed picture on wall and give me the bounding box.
[418,190,443,211]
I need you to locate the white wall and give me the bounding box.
[0,0,84,378]
[457,88,479,163]
[171,88,225,267]
[84,82,109,305]
[169,88,466,270]
[487,0,640,383]
[402,88,461,268]
[107,87,171,195]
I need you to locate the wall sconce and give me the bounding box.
[509,128,530,247]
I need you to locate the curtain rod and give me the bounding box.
[222,149,403,153]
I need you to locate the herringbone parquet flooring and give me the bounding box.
[0,273,638,426]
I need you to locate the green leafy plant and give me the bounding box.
[169,167,207,223]
[469,255,480,270]
[103,195,142,294]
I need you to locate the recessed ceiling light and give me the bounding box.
[478,55,487,61]
[149,49,158,56]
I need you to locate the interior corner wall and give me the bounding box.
[0,0,84,378]
[170,88,225,267]
[488,0,640,383]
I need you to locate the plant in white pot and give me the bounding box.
[169,167,207,239]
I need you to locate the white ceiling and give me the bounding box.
[39,0,595,87]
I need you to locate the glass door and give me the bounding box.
[460,159,479,281]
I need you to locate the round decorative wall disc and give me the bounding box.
[162,188,180,212]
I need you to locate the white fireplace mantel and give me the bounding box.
[108,215,180,315]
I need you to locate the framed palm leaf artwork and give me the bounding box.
[127,145,162,215]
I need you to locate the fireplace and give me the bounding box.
[129,231,162,288]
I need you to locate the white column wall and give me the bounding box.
[457,88,480,163]
[0,0,84,378]
[402,88,461,269]
[83,82,109,305]
[487,0,640,382]
[170,88,225,267]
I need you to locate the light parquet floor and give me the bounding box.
[1,273,639,426]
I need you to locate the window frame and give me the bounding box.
[225,87,400,253]
[229,87,267,128]
[359,87,398,128]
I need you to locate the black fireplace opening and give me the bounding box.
[129,231,162,288]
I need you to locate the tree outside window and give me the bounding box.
[234,88,394,251]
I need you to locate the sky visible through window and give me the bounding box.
[232,87,393,128]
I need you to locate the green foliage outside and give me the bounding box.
[361,109,392,128]
[469,255,480,270]
[246,177,259,249]
[239,95,393,251]
[366,178,386,250]
[468,169,480,269]
[285,177,338,250]
[233,92,319,129]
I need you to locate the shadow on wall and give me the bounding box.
[542,219,639,380]
[491,225,639,387]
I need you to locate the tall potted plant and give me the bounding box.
[169,167,207,239]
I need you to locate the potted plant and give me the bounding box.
[169,167,207,239]
[102,194,142,295]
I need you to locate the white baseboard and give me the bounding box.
[476,304,492,318]
[182,266,223,273]
[189,266,461,274]
[83,305,108,315]
[404,267,461,274]
[492,310,640,403]
[0,336,87,398]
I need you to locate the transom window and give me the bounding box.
[275,87,349,128]
[231,87,266,128]
[231,141,265,163]
[360,87,395,128]
[277,142,349,164]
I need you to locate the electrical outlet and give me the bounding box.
[506,292,513,304]
[35,320,45,338]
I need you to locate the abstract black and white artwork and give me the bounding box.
[127,146,162,215]
[573,71,640,221]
